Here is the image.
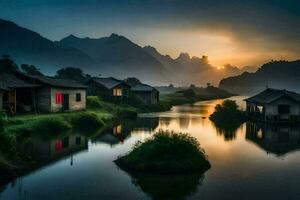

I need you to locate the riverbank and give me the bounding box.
[0,89,232,186]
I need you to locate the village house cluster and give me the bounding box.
[0,71,159,114]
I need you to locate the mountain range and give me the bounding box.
[219,60,300,94]
[0,18,254,85]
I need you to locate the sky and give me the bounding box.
[0,0,300,67]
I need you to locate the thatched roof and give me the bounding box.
[0,72,38,90]
[245,88,300,104]
[88,77,130,89]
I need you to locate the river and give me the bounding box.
[1,96,300,200]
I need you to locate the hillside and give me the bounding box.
[57,34,169,84]
[219,60,300,94]
[143,46,242,86]
[0,19,96,74]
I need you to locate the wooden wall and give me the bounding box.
[134,90,159,105]
[86,81,110,99]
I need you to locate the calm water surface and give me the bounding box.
[1,96,300,200]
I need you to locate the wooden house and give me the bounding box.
[130,83,159,105]
[86,77,130,100]
[0,72,38,114]
[0,72,86,113]
[245,88,300,123]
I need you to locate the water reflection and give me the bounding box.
[127,172,204,200]
[212,122,243,141]
[3,96,300,200]
[246,122,300,156]
[94,118,159,146]
[17,134,88,163]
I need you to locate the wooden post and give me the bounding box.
[14,89,16,114]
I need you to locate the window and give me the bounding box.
[113,88,122,96]
[55,93,63,104]
[76,93,81,102]
[278,105,290,114]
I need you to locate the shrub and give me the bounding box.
[71,112,104,132]
[115,130,211,173]
[87,96,103,109]
[209,100,247,131]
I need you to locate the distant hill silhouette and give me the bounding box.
[57,34,169,84]
[143,46,242,85]
[219,60,300,94]
[0,19,96,74]
[0,18,250,86]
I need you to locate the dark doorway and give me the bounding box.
[63,94,69,111]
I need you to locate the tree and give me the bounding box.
[0,55,19,72]
[124,77,141,86]
[21,64,43,76]
[190,84,196,88]
[168,84,174,89]
[55,67,91,83]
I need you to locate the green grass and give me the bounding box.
[115,130,211,173]
[2,96,137,138]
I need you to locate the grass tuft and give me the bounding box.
[115,130,211,173]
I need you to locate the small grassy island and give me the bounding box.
[209,100,247,131]
[114,130,211,173]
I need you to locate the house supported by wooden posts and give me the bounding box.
[86,77,130,100]
[130,83,159,105]
[0,72,86,114]
[0,72,38,114]
[245,88,300,123]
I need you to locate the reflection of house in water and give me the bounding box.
[94,118,159,146]
[246,122,300,156]
[17,134,88,164]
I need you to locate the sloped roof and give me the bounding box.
[0,72,38,90]
[89,77,129,89]
[24,74,86,89]
[131,83,157,92]
[245,88,300,104]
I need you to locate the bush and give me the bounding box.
[87,96,103,109]
[70,112,104,132]
[209,100,247,131]
[115,130,211,173]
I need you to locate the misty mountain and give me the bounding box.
[143,46,242,86]
[57,34,169,84]
[219,60,300,95]
[0,19,96,75]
